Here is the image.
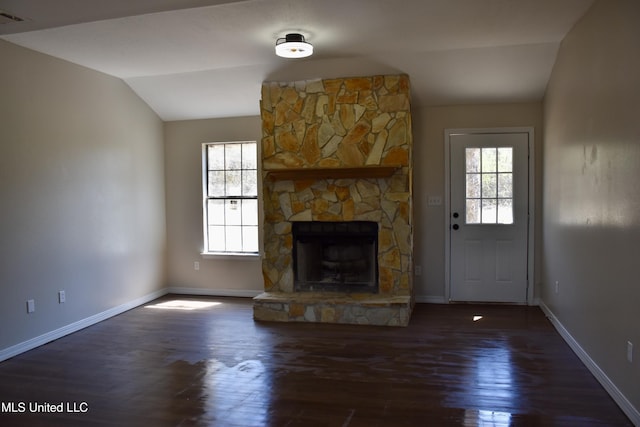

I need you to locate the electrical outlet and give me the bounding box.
[555,281,559,294]
[194,261,200,271]
[58,290,66,304]
[26,299,35,313]
[415,265,422,276]
[627,341,633,363]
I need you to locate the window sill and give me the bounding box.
[201,252,261,261]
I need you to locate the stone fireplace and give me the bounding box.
[253,74,414,326]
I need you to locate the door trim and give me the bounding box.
[444,127,535,304]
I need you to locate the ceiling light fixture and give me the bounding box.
[275,33,313,59]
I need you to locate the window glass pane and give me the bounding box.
[242,199,258,225]
[498,173,513,198]
[482,174,497,198]
[481,199,497,223]
[481,148,497,173]
[498,199,514,224]
[466,199,481,224]
[208,226,225,252]
[463,146,515,227]
[226,226,243,252]
[225,144,242,170]
[466,173,481,198]
[208,171,225,197]
[207,199,224,225]
[466,148,480,173]
[225,199,242,225]
[208,145,225,170]
[204,141,258,254]
[242,143,257,169]
[242,170,258,196]
[498,147,512,172]
[225,170,242,196]
[242,226,259,252]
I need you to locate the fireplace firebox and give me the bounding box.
[292,221,378,293]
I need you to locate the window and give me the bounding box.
[465,147,513,224]
[203,141,259,254]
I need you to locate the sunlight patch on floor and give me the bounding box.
[145,300,221,310]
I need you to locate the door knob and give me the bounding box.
[452,224,459,230]
[453,212,459,218]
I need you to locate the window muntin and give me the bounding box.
[465,147,513,224]
[203,142,258,254]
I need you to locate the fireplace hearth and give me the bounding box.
[293,221,378,293]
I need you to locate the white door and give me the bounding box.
[449,132,529,303]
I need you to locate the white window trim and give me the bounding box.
[200,252,261,261]
[201,141,261,257]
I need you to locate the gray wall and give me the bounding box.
[413,103,543,301]
[163,104,543,302]
[164,117,263,295]
[542,0,640,413]
[0,40,167,352]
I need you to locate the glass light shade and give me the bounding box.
[275,33,313,58]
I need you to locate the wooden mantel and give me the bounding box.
[264,165,400,181]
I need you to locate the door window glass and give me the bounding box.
[465,147,513,224]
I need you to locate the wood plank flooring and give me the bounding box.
[0,295,633,426]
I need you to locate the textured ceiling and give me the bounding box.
[0,0,595,120]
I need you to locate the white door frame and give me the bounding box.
[444,127,535,305]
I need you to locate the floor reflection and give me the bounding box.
[158,298,274,426]
[474,344,514,402]
[464,409,513,427]
[202,358,271,426]
[443,336,518,426]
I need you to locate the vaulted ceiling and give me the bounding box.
[0,0,594,121]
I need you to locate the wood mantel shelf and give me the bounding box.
[265,165,400,181]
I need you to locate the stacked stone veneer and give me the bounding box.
[254,74,414,326]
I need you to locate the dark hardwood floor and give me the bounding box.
[0,295,632,426]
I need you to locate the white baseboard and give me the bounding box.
[414,296,540,305]
[0,288,169,363]
[415,295,447,304]
[0,287,261,363]
[167,287,261,298]
[539,301,640,426]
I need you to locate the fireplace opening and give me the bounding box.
[292,221,378,293]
